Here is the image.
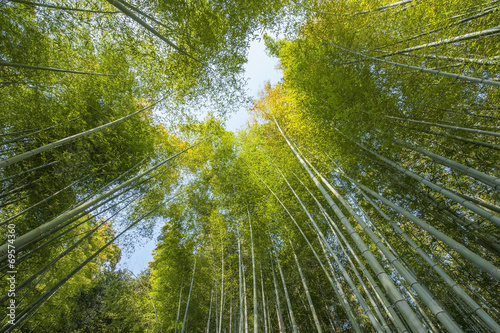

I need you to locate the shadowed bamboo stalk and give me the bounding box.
[0,102,160,169]
[0,141,203,257]
[289,240,323,333]
[0,204,161,332]
[387,115,500,138]
[8,0,119,13]
[0,60,117,76]
[326,41,500,87]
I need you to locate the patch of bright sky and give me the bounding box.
[226,37,284,132]
[120,36,283,274]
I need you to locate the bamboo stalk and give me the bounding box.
[0,60,117,76]
[274,118,426,333]
[0,141,203,257]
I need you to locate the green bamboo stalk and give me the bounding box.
[0,60,117,76]
[289,240,323,333]
[175,283,184,333]
[0,206,124,306]
[333,0,413,16]
[401,53,500,66]
[410,127,500,152]
[392,137,500,190]
[206,282,213,333]
[375,27,500,59]
[387,115,500,138]
[249,212,258,333]
[0,161,58,183]
[116,0,172,31]
[270,256,286,333]
[243,257,249,333]
[295,174,408,333]
[260,265,269,333]
[0,141,202,257]
[1,205,160,332]
[8,185,145,266]
[249,163,367,333]
[105,0,201,64]
[372,5,499,51]
[317,239,364,333]
[338,129,500,227]
[219,245,224,333]
[181,257,197,333]
[355,187,500,332]
[275,252,298,333]
[238,230,244,333]
[0,172,93,226]
[327,42,500,87]
[0,102,159,169]
[346,176,500,282]
[1,116,83,146]
[312,169,463,333]
[275,169,384,332]
[274,119,426,333]
[8,0,119,13]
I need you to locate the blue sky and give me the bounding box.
[226,37,284,132]
[120,37,283,274]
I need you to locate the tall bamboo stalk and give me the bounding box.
[0,141,203,257]
[249,212,259,333]
[295,174,408,333]
[175,283,184,333]
[274,119,426,333]
[181,257,197,333]
[0,102,160,169]
[289,240,323,333]
[275,252,299,333]
[0,60,117,76]
[354,185,500,332]
[336,129,500,227]
[270,256,285,333]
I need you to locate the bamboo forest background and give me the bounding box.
[0,0,499,332]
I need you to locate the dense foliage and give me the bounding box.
[0,0,499,332]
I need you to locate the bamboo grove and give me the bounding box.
[0,0,499,332]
